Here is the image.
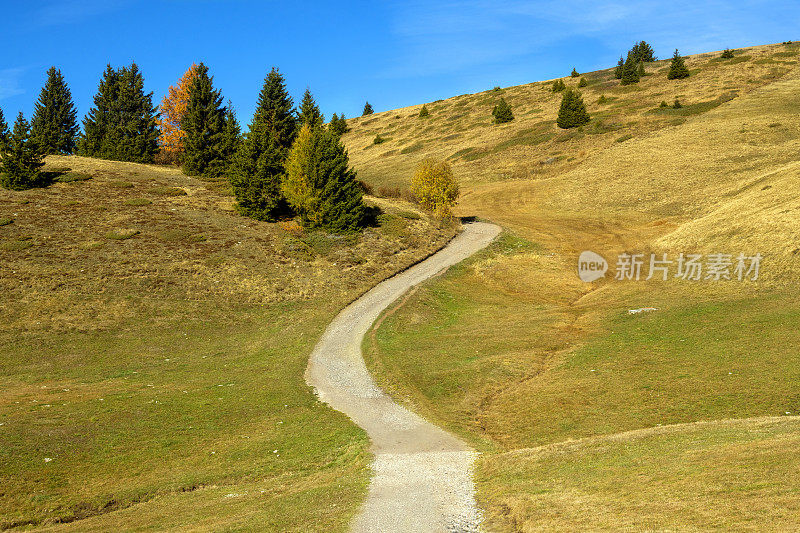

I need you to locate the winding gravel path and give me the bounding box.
[306,222,501,532]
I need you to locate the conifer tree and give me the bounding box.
[0,107,9,148]
[637,61,646,77]
[578,77,588,87]
[182,63,227,178]
[298,88,324,128]
[418,104,430,117]
[79,63,159,163]
[631,41,656,62]
[0,113,46,190]
[551,79,566,92]
[614,56,624,79]
[282,124,367,233]
[229,67,297,220]
[667,49,690,79]
[556,89,590,129]
[492,98,514,124]
[620,54,640,85]
[362,101,374,116]
[571,67,579,77]
[30,67,78,154]
[329,113,349,136]
[222,101,241,165]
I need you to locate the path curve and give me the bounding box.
[306,222,501,532]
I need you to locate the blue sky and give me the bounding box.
[1,0,799,129]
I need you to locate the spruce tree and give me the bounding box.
[620,53,640,85]
[419,104,430,117]
[79,63,158,163]
[571,67,579,77]
[298,88,324,128]
[0,113,46,190]
[556,89,590,129]
[631,41,656,62]
[222,101,241,165]
[30,67,78,154]
[362,101,374,116]
[329,113,349,136]
[551,79,566,92]
[0,107,9,148]
[492,98,514,124]
[282,124,367,233]
[667,49,690,79]
[229,67,297,220]
[182,63,227,178]
[614,56,624,79]
[637,61,646,77]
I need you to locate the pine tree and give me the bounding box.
[0,107,9,148]
[329,113,349,136]
[30,67,78,154]
[556,89,590,129]
[79,63,159,163]
[229,67,296,221]
[614,56,625,79]
[181,63,227,178]
[492,98,514,124]
[667,49,690,79]
[282,124,367,233]
[620,53,640,85]
[362,101,374,116]
[631,41,656,62]
[571,67,579,77]
[298,88,324,128]
[0,113,46,190]
[418,104,430,117]
[222,101,241,165]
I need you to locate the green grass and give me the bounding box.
[480,417,800,531]
[0,217,13,226]
[147,186,187,196]
[105,229,140,240]
[55,172,93,183]
[0,298,370,531]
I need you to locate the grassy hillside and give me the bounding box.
[0,156,456,530]
[344,43,799,191]
[359,42,800,530]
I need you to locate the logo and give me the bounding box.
[578,251,608,282]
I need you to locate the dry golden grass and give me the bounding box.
[0,156,457,530]
[359,42,800,531]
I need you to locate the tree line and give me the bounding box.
[0,63,370,233]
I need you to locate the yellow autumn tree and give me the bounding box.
[157,64,198,164]
[410,159,460,218]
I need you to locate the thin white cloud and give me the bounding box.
[381,0,794,78]
[0,68,26,101]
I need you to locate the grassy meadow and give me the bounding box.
[0,156,456,530]
[358,43,800,530]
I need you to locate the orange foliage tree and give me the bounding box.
[157,64,198,164]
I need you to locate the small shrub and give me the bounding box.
[376,186,402,198]
[615,133,634,143]
[551,79,566,92]
[124,198,152,206]
[110,180,134,188]
[598,95,608,104]
[0,217,13,226]
[570,68,579,78]
[357,180,374,196]
[418,105,430,118]
[660,100,669,108]
[373,134,385,145]
[673,98,683,109]
[148,186,187,196]
[410,159,459,219]
[578,77,588,87]
[720,48,735,59]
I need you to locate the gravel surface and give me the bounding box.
[306,222,501,532]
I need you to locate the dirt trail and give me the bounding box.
[306,222,501,532]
